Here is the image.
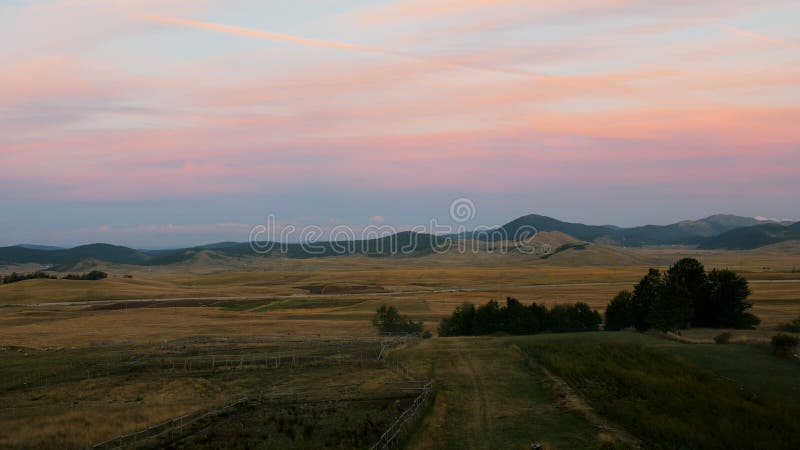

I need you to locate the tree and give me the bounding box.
[631,269,662,331]
[604,290,634,331]
[372,305,423,334]
[438,302,476,336]
[665,258,709,326]
[547,302,602,332]
[707,269,759,328]
[650,281,693,332]
[504,297,544,335]
[474,300,503,334]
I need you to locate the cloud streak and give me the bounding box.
[140,14,543,78]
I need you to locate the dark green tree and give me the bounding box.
[504,297,544,335]
[631,268,662,331]
[665,258,709,326]
[604,290,634,331]
[438,302,476,336]
[547,302,602,332]
[650,282,694,332]
[474,300,503,334]
[707,269,759,328]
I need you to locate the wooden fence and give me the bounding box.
[369,380,434,450]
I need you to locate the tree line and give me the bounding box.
[604,258,759,332]
[438,298,601,336]
[1,270,108,284]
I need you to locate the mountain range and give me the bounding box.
[1,214,797,267]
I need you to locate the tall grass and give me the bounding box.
[520,340,800,450]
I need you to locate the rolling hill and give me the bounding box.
[0,244,150,266]
[1,214,795,267]
[698,222,800,250]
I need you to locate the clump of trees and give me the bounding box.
[63,270,108,281]
[0,270,108,284]
[604,258,759,332]
[1,271,57,284]
[372,305,424,334]
[438,298,601,336]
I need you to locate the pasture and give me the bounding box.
[1,249,799,448]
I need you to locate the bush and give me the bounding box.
[714,332,733,344]
[778,316,800,333]
[771,333,799,356]
[438,299,600,336]
[547,302,602,333]
[63,270,108,281]
[1,271,56,284]
[372,305,423,334]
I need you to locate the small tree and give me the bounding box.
[372,305,423,334]
[771,333,799,356]
[604,290,634,331]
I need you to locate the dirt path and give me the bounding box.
[398,338,602,449]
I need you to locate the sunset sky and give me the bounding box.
[1,0,798,247]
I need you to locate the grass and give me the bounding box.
[0,337,402,449]
[176,398,412,449]
[2,249,800,448]
[514,333,800,450]
[396,337,606,449]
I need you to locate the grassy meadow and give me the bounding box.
[1,246,799,448]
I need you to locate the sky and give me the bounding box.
[0,0,798,248]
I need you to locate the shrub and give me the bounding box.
[63,270,108,281]
[771,333,799,356]
[372,305,423,334]
[714,332,732,344]
[1,271,57,284]
[438,299,600,336]
[778,316,800,333]
[547,302,602,332]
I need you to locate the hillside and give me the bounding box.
[1,214,795,267]
[698,222,800,250]
[491,214,613,242]
[0,244,149,266]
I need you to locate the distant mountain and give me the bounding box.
[16,244,65,251]
[1,214,796,267]
[0,244,149,266]
[0,233,448,267]
[606,214,772,247]
[489,214,614,242]
[699,222,800,250]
